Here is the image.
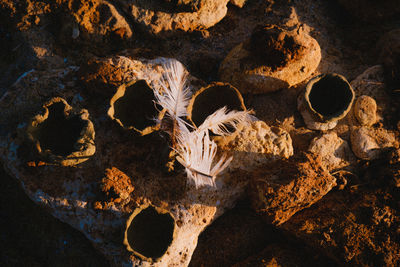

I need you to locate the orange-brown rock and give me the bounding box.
[219,24,321,94]
[249,153,337,225]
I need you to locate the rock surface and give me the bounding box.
[350,126,396,160]
[215,121,293,172]
[353,95,377,126]
[249,153,337,225]
[119,0,230,35]
[219,24,321,94]
[308,132,355,171]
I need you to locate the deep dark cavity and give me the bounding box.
[308,75,353,119]
[113,80,158,131]
[247,25,303,70]
[191,85,244,127]
[127,206,174,259]
[37,102,86,157]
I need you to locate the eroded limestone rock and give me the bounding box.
[350,126,396,160]
[353,95,377,126]
[308,132,355,171]
[219,24,321,94]
[249,153,337,225]
[187,82,246,128]
[119,0,230,35]
[298,73,355,131]
[26,97,96,166]
[215,121,293,172]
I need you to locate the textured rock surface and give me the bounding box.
[26,97,96,166]
[230,0,247,8]
[282,167,400,266]
[219,24,321,94]
[1,1,400,266]
[249,153,337,225]
[350,65,390,124]
[119,0,230,35]
[215,121,293,172]
[0,56,252,266]
[308,132,355,171]
[353,95,377,126]
[350,126,396,160]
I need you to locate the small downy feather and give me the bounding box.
[175,129,232,188]
[153,59,192,121]
[197,106,253,136]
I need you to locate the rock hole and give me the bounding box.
[37,102,86,157]
[308,75,353,119]
[113,80,158,131]
[126,206,174,259]
[191,84,244,128]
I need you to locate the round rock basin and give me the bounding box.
[27,97,96,166]
[299,73,355,130]
[108,79,164,135]
[124,205,175,261]
[187,82,246,128]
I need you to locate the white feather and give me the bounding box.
[154,59,192,121]
[197,106,252,136]
[175,129,232,188]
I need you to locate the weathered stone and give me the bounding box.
[219,24,321,94]
[308,132,355,171]
[298,73,355,131]
[108,79,164,135]
[353,95,377,126]
[249,153,336,225]
[282,183,400,266]
[119,0,230,35]
[229,0,247,8]
[215,121,293,172]
[187,82,246,128]
[350,126,396,160]
[0,56,251,267]
[25,97,96,166]
[350,65,389,124]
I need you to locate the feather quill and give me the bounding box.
[197,106,252,136]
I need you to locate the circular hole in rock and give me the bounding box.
[113,80,158,131]
[37,102,86,157]
[308,75,353,119]
[127,206,174,259]
[191,84,244,127]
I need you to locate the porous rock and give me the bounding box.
[219,24,321,94]
[229,0,247,8]
[308,132,355,171]
[55,0,133,45]
[119,0,230,35]
[350,126,396,160]
[282,183,400,266]
[0,56,251,267]
[353,95,377,126]
[350,65,390,124]
[215,121,293,172]
[26,97,96,166]
[249,153,337,225]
